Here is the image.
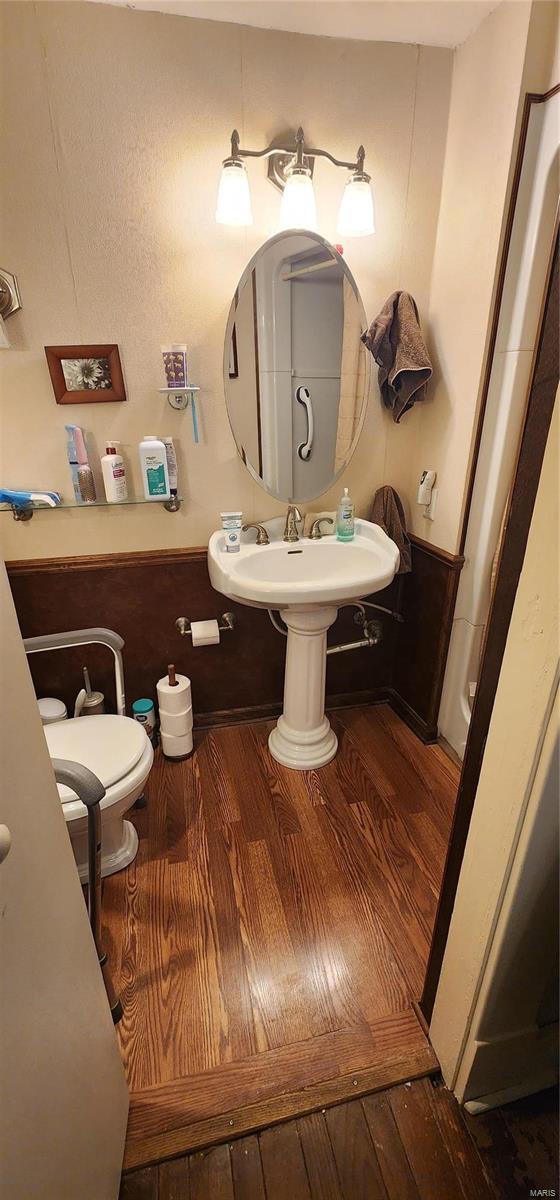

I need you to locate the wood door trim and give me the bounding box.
[122,1007,437,1170]
[458,85,560,557]
[420,228,559,1023]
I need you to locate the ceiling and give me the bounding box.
[100,1,501,49]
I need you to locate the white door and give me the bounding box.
[291,268,343,498]
[430,400,559,1109]
[0,564,129,1200]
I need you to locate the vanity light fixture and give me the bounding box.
[216,146,253,226]
[216,127,375,236]
[337,147,375,237]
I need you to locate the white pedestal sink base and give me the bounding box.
[208,518,401,772]
[268,605,338,771]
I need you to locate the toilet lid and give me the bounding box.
[45,715,147,803]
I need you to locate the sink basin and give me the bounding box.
[208,517,400,771]
[208,518,399,609]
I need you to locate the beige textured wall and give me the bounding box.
[384,0,535,551]
[0,0,452,560]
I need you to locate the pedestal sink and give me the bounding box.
[208,518,400,770]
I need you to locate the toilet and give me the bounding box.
[44,714,153,882]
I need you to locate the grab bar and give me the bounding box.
[24,627,126,716]
[296,385,314,461]
[52,759,122,1024]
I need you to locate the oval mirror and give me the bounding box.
[224,231,370,503]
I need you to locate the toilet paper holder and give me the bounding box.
[175,612,236,638]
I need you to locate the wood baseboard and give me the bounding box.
[194,688,391,730]
[191,687,434,748]
[387,689,438,744]
[437,734,464,769]
[122,1007,437,1171]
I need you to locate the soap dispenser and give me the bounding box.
[336,487,355,541]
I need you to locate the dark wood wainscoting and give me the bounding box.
[7,538,462,739]
[391,536,465,742]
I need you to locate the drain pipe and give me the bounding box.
[268,601,399,656]
[268,609,289,638]
[353,599,404,623]
[327,618,382,656]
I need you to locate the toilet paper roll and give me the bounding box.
[161,728,193,759]
[156,672,191,714]
[191,619,220,647]
[159,706,193,736]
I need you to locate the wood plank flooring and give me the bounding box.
[120,1081,559,1199]
[104,705,458,1167]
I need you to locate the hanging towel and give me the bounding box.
[361,291,432,423]
[371,485,411,574]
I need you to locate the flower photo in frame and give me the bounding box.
[45,344,126,404]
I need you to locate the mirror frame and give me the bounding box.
[223,230,371,503]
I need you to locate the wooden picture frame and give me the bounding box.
[45,344,126,404]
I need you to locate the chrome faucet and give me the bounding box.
[242,522,269,545]
[283,504,303,543]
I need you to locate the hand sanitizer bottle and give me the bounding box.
[336,487,355,541]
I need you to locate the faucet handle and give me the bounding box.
[309,516,334,540]
[242,522,270,545]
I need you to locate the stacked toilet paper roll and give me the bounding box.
[157,668,193,759]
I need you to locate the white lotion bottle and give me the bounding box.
[101,441,128,502]
[139,435,170,500]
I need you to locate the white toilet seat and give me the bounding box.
[45,715,151,817]
[43,714,154,881]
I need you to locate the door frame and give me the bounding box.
[420,84,560,1023]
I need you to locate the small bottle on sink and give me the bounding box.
[220,511,242,552]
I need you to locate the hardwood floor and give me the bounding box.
[120,1081,559,1199]
[104,704,459,1168]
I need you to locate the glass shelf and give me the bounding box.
[2,496,182,521]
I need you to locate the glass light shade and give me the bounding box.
[279,169,317,232]
[216,160,253,226]
[337,176,375,237]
